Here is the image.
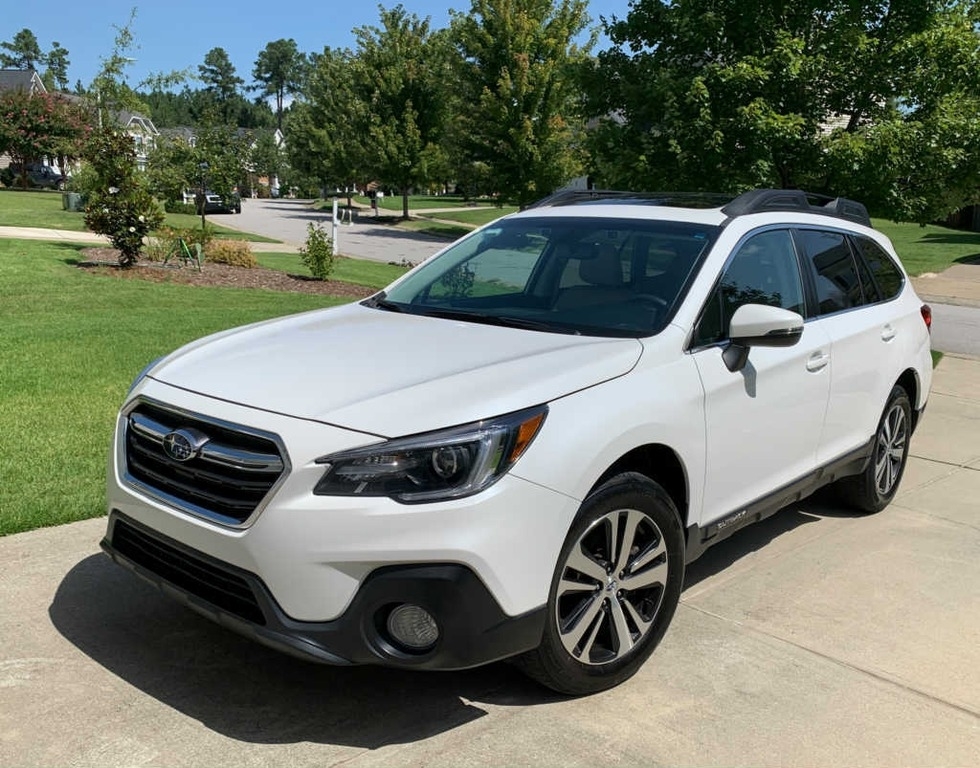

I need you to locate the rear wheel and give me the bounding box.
[838,385,912,513]
[517,473,685,695]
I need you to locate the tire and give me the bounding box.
[838,385,912,513]
[516,472,685,695]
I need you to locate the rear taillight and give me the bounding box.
[921,304,932,333]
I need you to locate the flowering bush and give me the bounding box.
[82,128,164,267]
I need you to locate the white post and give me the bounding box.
[332,198,339,254]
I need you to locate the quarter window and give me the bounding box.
[695,229,805,345]
[853,236,904,301]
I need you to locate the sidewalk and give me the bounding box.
[0,224,300,253]
[0,355,977,766]
[912,262,980,308]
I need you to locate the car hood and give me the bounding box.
[148,302,642,436]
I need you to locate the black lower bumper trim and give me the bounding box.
[102,511,545,670]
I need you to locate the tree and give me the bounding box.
[44,42,70,91]
[253,39,306,131]
[287,46,369,204]
[199,47,244,123]
[0,89,90,186]
[585,0,980,222]
[0,28,44,70]
[451,0,592,207]
[145,105,252,204]
[350,6,451,218]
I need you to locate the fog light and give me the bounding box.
[386,604,439,651]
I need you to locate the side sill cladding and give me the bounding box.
[684,438,873,563]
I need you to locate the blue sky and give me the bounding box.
[5,0,630,91]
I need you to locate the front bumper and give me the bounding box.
[102,511,546,669]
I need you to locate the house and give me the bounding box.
[115,110,160,171]
[0,67,159,173]
[0,68,45,96]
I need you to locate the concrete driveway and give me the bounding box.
[1,355,979,767]
[222,198,453,265]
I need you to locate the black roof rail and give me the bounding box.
[527,189,733,210]
[722,189,871,227]
[526,187,872,227]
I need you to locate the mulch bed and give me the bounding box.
[75,248,375,299]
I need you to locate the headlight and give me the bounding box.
[314,405,547,503]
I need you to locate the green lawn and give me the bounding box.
[0,238,344,536]
[416,206,517,227]
[348,194,499,211]
[0,188,90,231]
[873,219,980,276]
[0,189,280,243]
[256,252,409,287]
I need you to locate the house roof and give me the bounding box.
[0,69,46,94]
[116,111,159,136]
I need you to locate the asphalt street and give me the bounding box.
[223,197,453,265]
[931,301,980,356]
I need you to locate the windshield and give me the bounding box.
[377,216,720,337]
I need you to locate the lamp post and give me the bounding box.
[198,161,209,235]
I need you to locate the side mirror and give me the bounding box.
[723,304,804,372]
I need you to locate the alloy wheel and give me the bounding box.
[874,402,908,496]
[555,508,669,666]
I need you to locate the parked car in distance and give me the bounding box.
[1,162,67,190]
[102,188,933,695]
[196,190,241,214]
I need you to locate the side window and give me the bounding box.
[695,229,805,346]
[853,236,904,301]
[797,230,864,314]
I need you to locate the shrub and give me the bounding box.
[65,162,99,197]
[207,239,257,268]
[300,222,334,280]
[164,200,197,215]
[180,224,215,252]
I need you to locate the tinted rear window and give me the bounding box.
[853,236,904,301]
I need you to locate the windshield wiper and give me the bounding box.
[419,308,580,335]
[362,292,405,312]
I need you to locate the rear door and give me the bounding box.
[795,229,916,464]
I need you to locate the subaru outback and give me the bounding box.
[102,189,932,694]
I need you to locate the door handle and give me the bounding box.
[806,352,830,372]
[881,324,896,342]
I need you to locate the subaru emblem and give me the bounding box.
[162,428,210,462]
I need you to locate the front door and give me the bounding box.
[691,228,832,525]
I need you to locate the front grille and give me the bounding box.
[112,517,266,625]
[124,400,286,526]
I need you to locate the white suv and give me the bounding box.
[102,189,933,694]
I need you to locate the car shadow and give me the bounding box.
[48,554,563,748]
[682,492,858,590]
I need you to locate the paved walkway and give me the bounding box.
[912,261,980,308]
[1,354,977,766]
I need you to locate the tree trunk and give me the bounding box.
[402,187,410,219]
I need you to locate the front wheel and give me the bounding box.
[838,385,912,513]
[516,473,685,695]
